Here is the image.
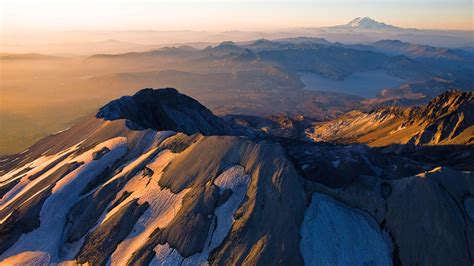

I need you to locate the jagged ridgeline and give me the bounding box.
[0,88,473,265]
[307,90,474,146]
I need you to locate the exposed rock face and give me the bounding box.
[0,88,472,266]
[282,134,474,266]
[307,90,474,146]
[96,88,235,135]
[384,168,473,266]
[414,90,474,144]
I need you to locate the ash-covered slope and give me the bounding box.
[0,88,305,265]
[307,90,474,146]
[1,88,473,266]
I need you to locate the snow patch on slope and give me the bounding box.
[149,165,250,265]
[152,244,183,265]
[300,193,392,266]
[465,197,474,222]
[0,251,51,266]
[109,150,191,265]
[0,138,128,264]
[0,145,79,204]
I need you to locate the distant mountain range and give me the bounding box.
[0,53,62,60]
[3,17,473,55]
[1,28,472,156]
[89,36,473,85]
[347,39,473,61]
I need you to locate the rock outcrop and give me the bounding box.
[96,88,235,135]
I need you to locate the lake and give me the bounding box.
[299,70,406,98]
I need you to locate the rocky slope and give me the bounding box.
[307,90,474,146]
[0,88,473,265]
[0,88,305,265]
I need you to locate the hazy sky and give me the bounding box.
[1,0,473,32]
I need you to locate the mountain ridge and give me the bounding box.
[0,88,473,265]
[307,90,474,146]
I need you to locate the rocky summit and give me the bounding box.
[0,88,473,266]
[96,88,235,135]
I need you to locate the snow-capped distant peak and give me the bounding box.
[347,17,374,27]
[339,17,399,30]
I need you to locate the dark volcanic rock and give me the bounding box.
[0,179,21,199]
[92,147,111,160]
[96,88,235,135]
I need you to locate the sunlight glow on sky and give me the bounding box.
[1,0,473,32]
